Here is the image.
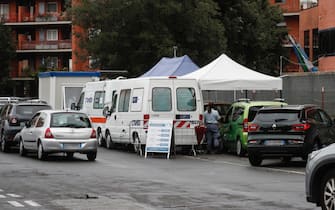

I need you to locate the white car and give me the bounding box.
[15,110,97,161]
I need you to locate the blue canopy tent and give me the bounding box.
[140,55,199,77]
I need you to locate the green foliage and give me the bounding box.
[0,23,16,95]
[217,0,288,76]
[71,0,227,76]
[71,0,288,77]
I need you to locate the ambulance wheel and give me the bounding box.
[133,134,142,155]
[97,130,105,147]
[105,132,115,149]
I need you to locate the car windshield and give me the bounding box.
[16,105,51,117]
[50,112,91,128]
[255,109,300,122]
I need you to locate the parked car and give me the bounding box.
[14,110,97,161]
[0,100,52,152]
[305,143,335,210]
[247,104,335,166]
[220,99,287,156]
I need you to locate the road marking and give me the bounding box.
[24,200,41,207]
[8,201,24,207]
[0,194,6,198]
[7,193,22,198]
[185,156,305,175]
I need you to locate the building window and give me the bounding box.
[312,28,319,65]
[304,30,310,58]
[47,2,57,13]
[0,4,9,20]
[275,0,285,3]
[47,29,58,41]
[42,56,58,69]
[319,28,335,57]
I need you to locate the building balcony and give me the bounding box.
[2,12,70,25]
[18,40,72,52]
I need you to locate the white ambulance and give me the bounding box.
[103,76,204,154]
[74,78,124,146]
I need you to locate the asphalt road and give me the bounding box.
[0,146,319,210]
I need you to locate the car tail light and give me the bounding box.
[90,129,97,138]
[143,114,150,120]
[248,123,259,132]
[199,114,203,121]
[9,116,19,126]
[292,123,311,131]
[243,118,249,132]
[44,128,54,138]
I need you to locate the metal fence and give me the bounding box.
[203,72,335,117]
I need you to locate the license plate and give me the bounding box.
[63,144,81,149]
[264,140,284,146]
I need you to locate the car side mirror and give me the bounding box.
[103,106,110,117]
[25,121,31,128]
[70,103,77,110]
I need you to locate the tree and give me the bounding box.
[217,0,288,76]
[0,23,16,95]
[71,0,227,77]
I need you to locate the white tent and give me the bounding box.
[182,54,282,91]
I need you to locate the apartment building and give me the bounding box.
[271,0,335,73]
[1,0,88,96]
[269,0,301,73]
[300,0,335,72]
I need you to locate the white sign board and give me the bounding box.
[145,119,173,159]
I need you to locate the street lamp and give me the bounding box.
[173,46,178,57]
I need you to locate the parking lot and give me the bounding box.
[0,146,318,210]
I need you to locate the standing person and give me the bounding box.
[204,102,221,154]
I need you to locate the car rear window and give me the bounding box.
[254,109,300,122]
[51,112,92,128]
[248,106,264,122]
[16,105,51,117]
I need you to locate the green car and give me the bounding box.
[220,99,287,156]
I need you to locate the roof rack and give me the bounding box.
[236,98,251,103]
[18,98,48,104]
[273,98,285,102]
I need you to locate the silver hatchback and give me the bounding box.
[15,110,97,161]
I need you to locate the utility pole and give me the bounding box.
[280,56,283,76]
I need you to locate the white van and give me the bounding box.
[103,76,204,154]
[74,78,123,146]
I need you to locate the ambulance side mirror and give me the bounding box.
[103,106,111,117]
[70,103,77,110]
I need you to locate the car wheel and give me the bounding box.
[236,138,246,157]
[1,134,9,153]
[19,140,26,157]
[312,140,321,152]
[37,143,47,160]
[320,169,335,210]
[87,152,97,161]
[106,132,114,149]
[66,152,74,159]
[97,131,105,147]
[248,153,262,166]
[281,157,291,163]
